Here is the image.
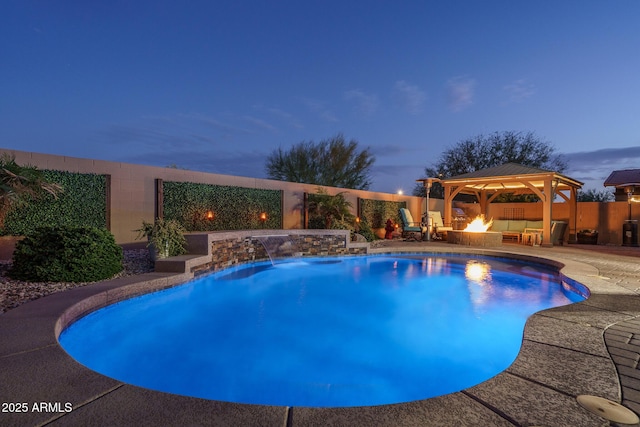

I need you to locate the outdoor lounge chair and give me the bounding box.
[427,211,453,239]
[550,220,568,245]
[399,208,427,240]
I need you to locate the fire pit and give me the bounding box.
[448,230,502,247]
[447,216,502,247]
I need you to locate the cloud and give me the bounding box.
[251,106,304,130]
[447,76,475,112]
[562,146,640,190]
[95,112,280,178]
[101,113,262,152]
[344,89,379,116]
[502,79,536,104]
[299,97,339,122]
[393,80,426,115]
[176,113,252,136]
[119,147,269,178]
[243,115,278,132]
[99,124,212,149]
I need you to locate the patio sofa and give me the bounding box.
[490,220,543,243]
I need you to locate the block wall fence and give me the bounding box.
[458,200,639,245]
[2,148,422,244]
[3,148,635,245]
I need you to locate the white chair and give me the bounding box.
[427,211,453,239]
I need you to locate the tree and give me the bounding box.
[266,134,375,190]
[413,131,567,198]
[577,188,614,202]
[0,154,63,232]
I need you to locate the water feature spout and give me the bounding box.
[253,235,301,265]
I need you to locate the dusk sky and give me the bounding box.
[2,1,639,194]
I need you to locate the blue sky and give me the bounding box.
[2,1,639,194]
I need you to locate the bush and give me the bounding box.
[135,218,187,259]
[356,216,377,242]
[9,226,123,282]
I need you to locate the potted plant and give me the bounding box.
[135,218,188,260]
[577,229,598,245]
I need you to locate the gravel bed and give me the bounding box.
[0,249,154,314]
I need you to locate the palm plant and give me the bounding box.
[135,218,187,259]
[0,154,63,232]
[308,188,356,229]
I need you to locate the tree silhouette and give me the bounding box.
[413,131,567,199]
[266,134,375,190]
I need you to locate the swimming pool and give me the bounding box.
[59,254,587,407]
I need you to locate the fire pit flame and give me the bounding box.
[449,216,500,246]
[463,216,493,233]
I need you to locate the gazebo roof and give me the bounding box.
[434,163,583,247]
[441,163,583,193]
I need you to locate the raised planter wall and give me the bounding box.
[187,230,369,276]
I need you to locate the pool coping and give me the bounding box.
[1,243,639,426]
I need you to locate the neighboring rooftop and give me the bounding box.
[604,169,640,187]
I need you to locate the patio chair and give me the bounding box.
[398,208,427,240]
[550,220,568,245]
[427,211,453,239]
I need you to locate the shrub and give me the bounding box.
[135,218,187,259]
[9,226,123,282]
[356,216,377,242]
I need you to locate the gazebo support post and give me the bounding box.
[568,186,578,243]
[541,178,553,247]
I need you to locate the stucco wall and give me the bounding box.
[2,148,422,244]
[474,200,638,245]
[6,147,633,245]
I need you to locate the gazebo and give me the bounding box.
[436,163,583,246]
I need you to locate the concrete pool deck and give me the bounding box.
[1,242,640,426]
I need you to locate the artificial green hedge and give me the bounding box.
[360,199,406,229]
[163,181,282,231]
[3,170,107,236]
[9,226,123,282]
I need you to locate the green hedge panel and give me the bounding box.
[163,182,282,231]
[360,199,406,228]
[3,171,107,236]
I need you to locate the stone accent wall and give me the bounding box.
[294,234,365,256]
[192,232,368,276]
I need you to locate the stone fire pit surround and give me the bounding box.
[447,230,503,247]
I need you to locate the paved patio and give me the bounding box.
[1,242,639,426]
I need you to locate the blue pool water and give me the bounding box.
[59,254,586,407]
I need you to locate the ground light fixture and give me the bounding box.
[206,210,214,220]
[576,395,639,424]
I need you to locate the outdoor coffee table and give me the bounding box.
[521,231,542,246]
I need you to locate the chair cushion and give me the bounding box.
[526,220,543,229]
[399,208,413,225]
[404,209,415,224]
[508,220,527,232]
[428,211,445,227]
[491,220,509,232]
